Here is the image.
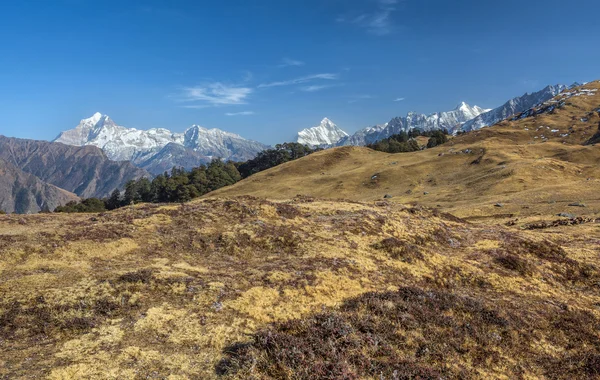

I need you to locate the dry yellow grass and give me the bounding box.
[0,196,599,378]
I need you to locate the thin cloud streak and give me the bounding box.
[301,84,337,92]
[258,73,339,88]
[225,111,255,116]
[393,97,405,102]
[181,83,252,106]
[337,0,400,36]
[278,58,305,68]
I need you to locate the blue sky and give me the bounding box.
[1,0,599,145]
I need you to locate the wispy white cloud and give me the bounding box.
[180,82,252,106]
[278,58,305,68]
[337,0,400,36]
[180,105,211,109]
[258,73,338,88]
[393,97,405,102]
[301,84,337,92]
[225,111,255,116]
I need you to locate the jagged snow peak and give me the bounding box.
[459,84,567,133]
[54,113,268,174]
[337,103,490,146]
[296,118,349,147]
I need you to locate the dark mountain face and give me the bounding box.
[0,158,78,214]
[0,136,150,199]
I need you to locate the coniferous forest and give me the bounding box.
[55,143,321,212]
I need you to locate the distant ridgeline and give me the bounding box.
[55,143,320,212]
[366,128,449,153]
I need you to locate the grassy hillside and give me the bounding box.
[1,197,600,378]
[210,82,600,223]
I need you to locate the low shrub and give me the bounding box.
[494,254,533,276]
[372,237,424,263]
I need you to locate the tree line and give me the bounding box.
[55,143,320,213]
[367,129,449,153]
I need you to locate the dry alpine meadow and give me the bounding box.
[1,82,600,379]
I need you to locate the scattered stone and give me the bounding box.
[423,192,429,195]
[494,203,504,208]
[212,302,223,312]
[371,174,379,180]
[383,194,393,199]
[405,189,413,195]
[557,213,576,218]
[568,202,587,207]
[524,217,599,230]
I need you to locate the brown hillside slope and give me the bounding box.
[1,197,600,378]
[0,136,149,199]
[210,82,600,222]
[0,158,78,214]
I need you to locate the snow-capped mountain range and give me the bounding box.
[304,84,570,147]
[54,113,268,174]
[459,84,568,133]
[336,102,490,146]
[52,83,571,175]
[296,118,349,146]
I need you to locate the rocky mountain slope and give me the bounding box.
[296,117,348,146]
[337,102,490,146]
[459,84,568,132]
[0,136,148,199]
[54,113,268,174]
[0,158,78,213]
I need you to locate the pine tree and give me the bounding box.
[106,188,122,210]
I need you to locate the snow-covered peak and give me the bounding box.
[455,101,469,110]
[451,102,491,120]
[87,112,103,125]
[296,118,349,147]
[79,112,113,128]
[54,114,268,171]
